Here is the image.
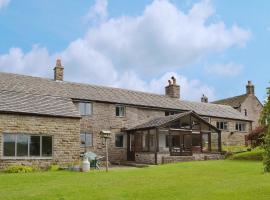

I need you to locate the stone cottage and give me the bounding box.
[212,81,263,128]
[0,60,252,168]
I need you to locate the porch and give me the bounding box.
[126,111,222,164]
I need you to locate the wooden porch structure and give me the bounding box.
[126,111,221,164]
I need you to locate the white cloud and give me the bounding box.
[0,0,250,101]
[205,62,244,77]
[84,0,108,24]
[0,0,10,10]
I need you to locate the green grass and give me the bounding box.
[0,160,270,200]
[229,148,264,161]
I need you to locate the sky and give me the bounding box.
[0,0,269,102]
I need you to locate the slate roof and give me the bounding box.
[0,72,251,121]
[212,94,248,108]
[127,111,220,131]
[0,89,81,118]
[128,111,192,130]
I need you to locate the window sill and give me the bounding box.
[1,157,53,160]
[115,116,125,118]
[115,146,125,149]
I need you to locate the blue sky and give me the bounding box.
[0,0,269,102]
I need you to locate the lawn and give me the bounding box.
[0,160,270,200]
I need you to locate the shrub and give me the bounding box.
[229,148,264,161]
[5,165,34,173]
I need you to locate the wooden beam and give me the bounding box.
[154,128,159,165]
[218,131,222,152]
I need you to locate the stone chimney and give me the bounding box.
[201,94,208,103]
[246,80,254,95]
[54,59,64,81]
[165,76,180,98]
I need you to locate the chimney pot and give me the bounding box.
[246,80,254,95]
[165,76,180,98]
[201,94,208,103]
[54,59,64,81]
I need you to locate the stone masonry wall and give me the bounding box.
[210,117,251,146]
[79,102,165,162]
[241,95,263,128]
[0,114,80,169]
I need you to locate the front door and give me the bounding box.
[127,133,135,161]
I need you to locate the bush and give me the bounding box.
[5,165,34,173]
[229,148,264,161]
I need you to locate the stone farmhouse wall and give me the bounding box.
[80,102,165,162]
[241,95,263,128]
[0,114,80,169]
[210,117,251,146]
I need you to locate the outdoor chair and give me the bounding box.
[84,152,104,169]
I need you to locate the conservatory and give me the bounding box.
[126,111,222,164]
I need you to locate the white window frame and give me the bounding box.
[75,101,92,116]
[235,122,247,132]
[2,133,53,160]
[80,132,93,148]
[115,134,124,148]
[216,121,228,130]
[116,105,126,117]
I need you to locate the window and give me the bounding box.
[30,136,40,156]
[17,135,28,157]
[116,105,125,117]
[3,134,16,157]
[235,122,246,132]
[80,133,93,147]
[3,134,52,158]
[42,136,53,157]
[192,134,201,146]
[216,121,228,130]
[115,134,124,148]
[75,102,92,116]
[244,109,248,116]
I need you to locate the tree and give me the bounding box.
[261,87,270,172]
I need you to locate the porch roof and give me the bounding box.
[127,110,220,132]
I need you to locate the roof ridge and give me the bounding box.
[0,71,170,98]
[212,93,247,103]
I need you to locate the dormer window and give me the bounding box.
[75,102,92,116]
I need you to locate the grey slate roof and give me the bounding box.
[0,89,81,118]
[128,111,193,130]
[0,72,251,121]
[127,111,220,131]
[212,94,248,108]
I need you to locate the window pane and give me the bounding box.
[120,106,125,116]
[79,103,85,115]
[30,136,40,156]
[17,135,28,157]
[115,135,124,147]
[116,106,120,116]
[85,103,91,115]
[85,134,92,146]
[80,133,86,147]
[192,134,201,146]
[42,136,52,157]
[3,134,16,156]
